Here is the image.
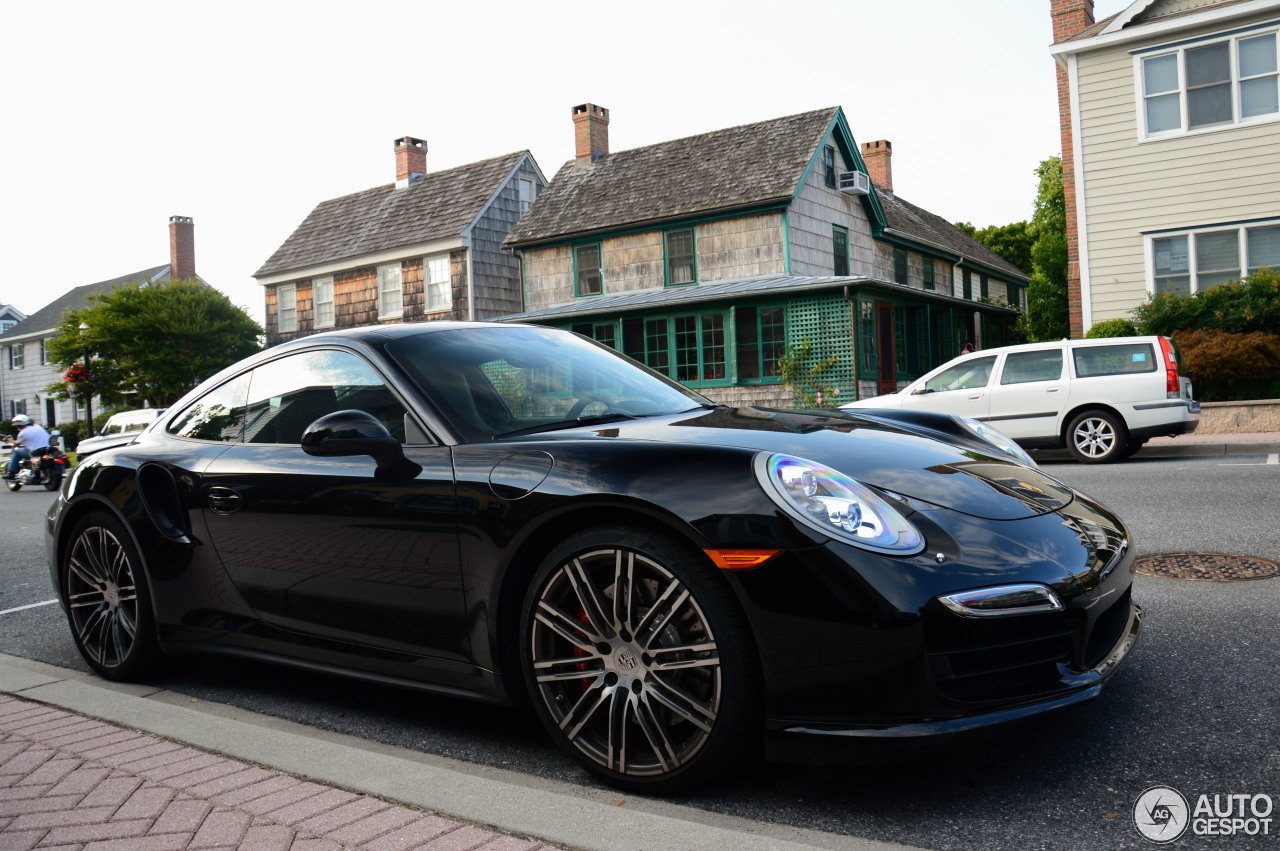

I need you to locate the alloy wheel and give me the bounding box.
[529,547,722,778]
[66,525,139,670]
[1073,416,1116,459]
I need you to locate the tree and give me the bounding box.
[46,278,264,407]
[1027,156,1069,342]
[955,156,1069,343]
[954,220,1033,276]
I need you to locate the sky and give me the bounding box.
[0,0,1134,325]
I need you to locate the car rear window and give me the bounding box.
[1072,343,1157,378]
[1000,349,1063,385]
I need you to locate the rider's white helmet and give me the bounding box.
[11,414,31,426]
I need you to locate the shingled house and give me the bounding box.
[1,217,199,425]
[501,105,1028,405]
[255,138,545,342]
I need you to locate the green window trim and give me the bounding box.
[664,228,698,287]
[893,248,908,286]
[922,257,935,291]
[573,243,603,298]
[980,274,989,299]
[823,145,836,188]
[734,304,787,385]
[832,225,849,276]
[962,269,973,300]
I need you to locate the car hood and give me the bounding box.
[526,406,1073,521]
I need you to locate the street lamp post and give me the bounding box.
[78,323,94,438]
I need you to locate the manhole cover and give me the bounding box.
[1135,552,1280,581]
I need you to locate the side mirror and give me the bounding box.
[911,386,927,396]
[302,410,411,472]
[49,429,62,437]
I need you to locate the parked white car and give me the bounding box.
[843,336,1199,463]
[73,408,168,460]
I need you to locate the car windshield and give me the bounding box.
[386,326,711,442]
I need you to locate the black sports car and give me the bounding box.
[46,323,1141,792]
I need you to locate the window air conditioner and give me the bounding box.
[839,171,871,195]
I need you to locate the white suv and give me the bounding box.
[842,336,1199,463]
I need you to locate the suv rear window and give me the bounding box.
[1072,343,1157,378]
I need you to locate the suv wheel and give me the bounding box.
[1067,410,1127,464]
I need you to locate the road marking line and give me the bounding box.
[0,599,58,616]
[1219,454,1279,466]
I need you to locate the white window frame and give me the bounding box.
[313,275,335,329]
[378,262,404,320]
[1134,26,1280,141]
[278,283,298,333]
[38,338,46,365]
[518,178,536,213]
[1145,217,1280,295]
[424,255,451,313]
[9,343,24,370]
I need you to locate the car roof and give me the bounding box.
[952,336,1162,359]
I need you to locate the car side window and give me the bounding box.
[1000,350,1064,385]
[1073,343,1157,378]
[243,350,409,445]
[922,356,996,393]
[168,373,251,442]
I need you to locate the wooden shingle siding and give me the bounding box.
[1137,0,1224,22]
[603,232,664,292]
[336,268,379,328]
[470,160,543,318]
[788,137,876,276]
[402,258,425,321]
[1076,8,1280,323]
[522,245,574,312]
[450,250,469,320]
[696,214,786,280]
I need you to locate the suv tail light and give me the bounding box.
[1159,336,1180,398]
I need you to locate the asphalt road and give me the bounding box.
[1,454,1277,851]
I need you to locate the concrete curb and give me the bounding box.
[1033,441,1280,463]
[0,653,920,851]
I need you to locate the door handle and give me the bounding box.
[1046,387,1062,393]
[207,486,242,515]
[968,394,983,400]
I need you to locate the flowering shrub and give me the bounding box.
[1171,329,1280,402]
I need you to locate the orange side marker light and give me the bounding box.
[703,549,781,570]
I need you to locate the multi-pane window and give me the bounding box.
[575,244,602,296]
[278,284,297,333]
[858,300,877,378]
[8,343,23,370]
[922,258,935,291]
[893,249,908,285]
[1150,220,1280,294]
[313,276,334,328]
[833,226,849,276]
[734,306,785,381]
[1141,31,1279,136]
[645,320,669,373]
[425,256,451,312]
[38,338,46,365]
[963,270,973,300]
[378,263,403,319]
[980,275,989,299]
[823,145,836,188]
[518,178,536,213]
[665,229,696,286]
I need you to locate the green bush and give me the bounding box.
[1133,268,1280,336]
[1085,318,1138,338]
[1171,329,1280,402]
[56,419,91,451]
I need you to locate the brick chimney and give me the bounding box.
[572,103,609,166]
[861,140,893,194]
[169,216,195,280]
[1051,0,1096,338]
[395,136,427,188]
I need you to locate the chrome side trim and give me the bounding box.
[938,583,1064,618]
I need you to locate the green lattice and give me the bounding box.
[784,295,857,403]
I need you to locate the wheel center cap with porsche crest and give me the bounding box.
[612,645,641,673]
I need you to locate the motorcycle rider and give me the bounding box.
[3,414,51,480]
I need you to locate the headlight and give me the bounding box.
[755,453,925,555]
[956,416,1036,467]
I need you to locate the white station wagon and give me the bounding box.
[843,336,1199,463]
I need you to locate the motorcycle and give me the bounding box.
[4,430,68,492]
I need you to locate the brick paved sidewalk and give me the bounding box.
[0,695,552,851]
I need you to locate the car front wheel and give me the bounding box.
[520,526,761,793]
[1067,410,1127,464]
[62,512,163,681]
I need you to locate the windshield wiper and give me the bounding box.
[493,412,642,440]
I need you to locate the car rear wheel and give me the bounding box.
[1067,410,1127,464]
[520,526,761,793]
[62,512,163,681]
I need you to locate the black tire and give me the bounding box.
[43,468,63,491]
[519,526,762,793]
[1121,439,1148,460]
[61,512,163,681]
[1066,409,1128,464]
[5,479,20,492]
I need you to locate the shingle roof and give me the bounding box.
[255,151,528,277]
[497,273,1016,324]
[877,191,1030,281]
[0,265,171,340]
[505,108,838,247]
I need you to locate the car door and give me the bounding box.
[984,347,1066,440]
[199,348,467,661]
[901,354,997,419]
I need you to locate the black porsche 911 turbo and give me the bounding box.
[46,322,1141,792]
